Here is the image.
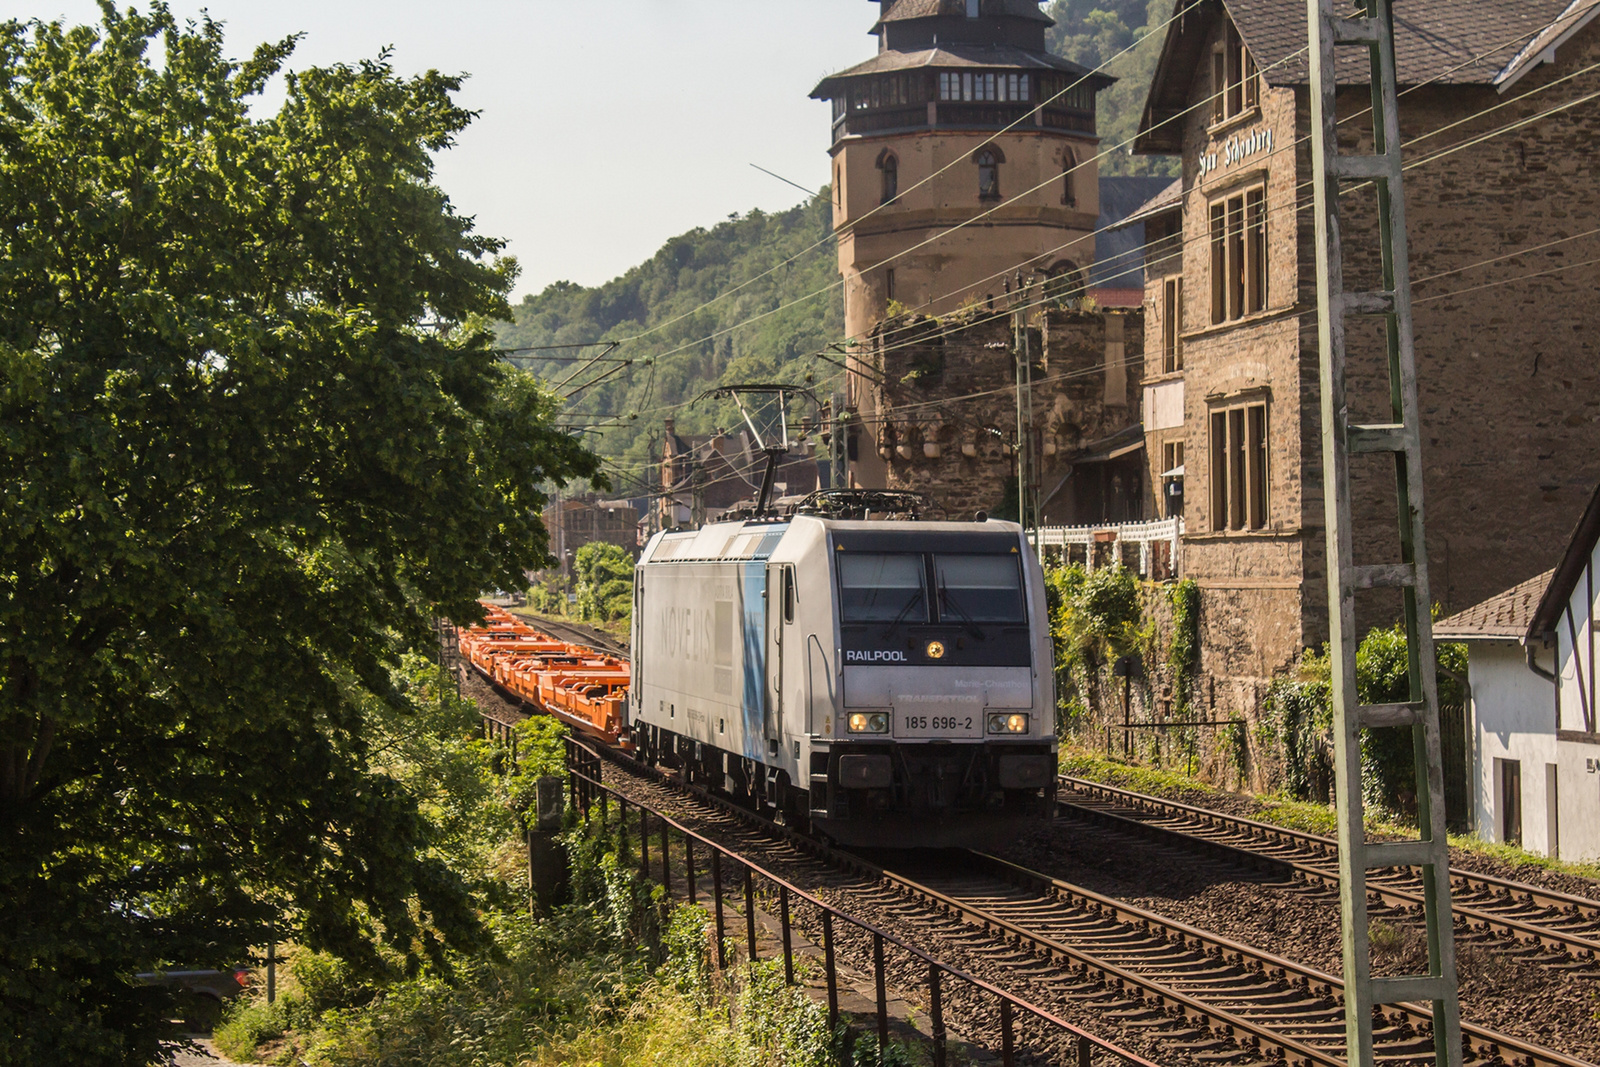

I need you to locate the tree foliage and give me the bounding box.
[0,7,600,1063]
[1047,0,1179,178]
[573,543,635,625]
[1261,626,1468,812]
[497,197,844,483]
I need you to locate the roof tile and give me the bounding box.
[1224,0,1576,87]
[1434,569,1555,640]
[881,0,1051,22]
[813,44,1097,96]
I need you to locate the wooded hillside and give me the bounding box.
[503,0,1178,478]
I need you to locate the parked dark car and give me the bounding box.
[137,967,250,1032]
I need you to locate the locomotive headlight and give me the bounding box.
[848,712,890,734]
[987,712,1030,734]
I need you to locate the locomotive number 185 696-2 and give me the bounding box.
[902,715,973,732]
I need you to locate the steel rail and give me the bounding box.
[561,737,1161,1067]
[1058,776,1600,963]
[575,738,1586,1067]
[874,851,1592,1067]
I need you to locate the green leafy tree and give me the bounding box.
[497,195,844,476]
[0,7,600,1064]
[1046,0,1179,177]
[573,542,635,624]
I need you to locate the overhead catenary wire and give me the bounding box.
[594,214,1600,500]
[545,2,1478,427]
[669,13,1570,371]
[865,209,1600,425]
[858,46,1600,372]
[561,16,1586,445]
[629,41,1318,375]
[870,20,1590,347]
[582,51,1600,442]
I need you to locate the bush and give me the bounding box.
[291,951,373,1017]
[214,995,298,1061]
[732,959,835,1067]
[574,542,635,624]
[1262,624,1467,813]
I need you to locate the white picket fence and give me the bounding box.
[1029,517,1184,580]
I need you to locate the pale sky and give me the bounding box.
[11,1,872,299]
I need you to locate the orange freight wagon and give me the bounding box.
[455,603,631,746]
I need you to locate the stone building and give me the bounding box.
[542,495,639,574]
[811,0,1114,489]
[1127,0,1600,722]
[862,300,1149,531]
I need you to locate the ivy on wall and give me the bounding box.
[1260,625,1467,815]
[1165,579,1200,717]
[1045,563,1150,732]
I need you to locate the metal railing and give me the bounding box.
[563,737,1159,1067]
[1030,518,1183,579]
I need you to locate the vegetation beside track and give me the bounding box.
[1060,747,1600,882]
[214,659,862,1067]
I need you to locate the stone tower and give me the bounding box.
[811,0,1112,341]
[811,0,1112,488]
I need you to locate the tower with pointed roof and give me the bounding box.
[811,0,1113,344]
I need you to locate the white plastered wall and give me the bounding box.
[1470,641,1558,856]
[1550,539,1600,860]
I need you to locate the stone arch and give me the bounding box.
[1044,259,1085,303]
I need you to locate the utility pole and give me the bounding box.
[1012,279,1037,532]
[1307,2,1462,1065]
[831,391,848,491]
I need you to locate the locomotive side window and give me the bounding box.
[934,555,1025,622]
[783,567,797,623]
[839,554,926,622]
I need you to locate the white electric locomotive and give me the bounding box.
[629,502,1056,848]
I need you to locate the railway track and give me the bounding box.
[874,851,1590,1067]
[585,742,1589,1067]
[1057,776,1600,974]
[510,611,629,658]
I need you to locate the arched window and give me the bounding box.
[976,150,1000,200]
[878,151,899,205]
[1044,260,1085,304]
[1061,146,1077,207]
